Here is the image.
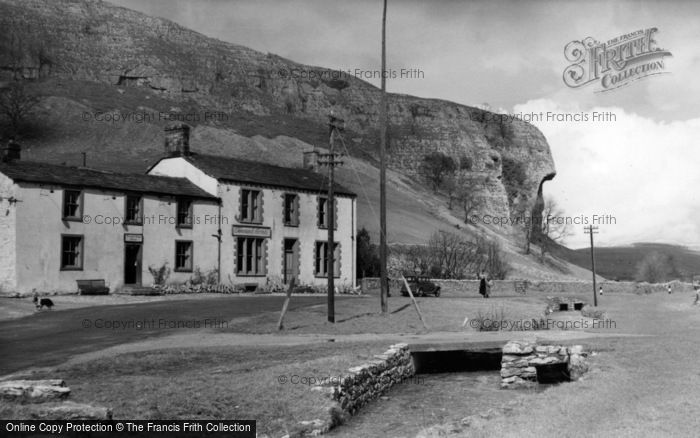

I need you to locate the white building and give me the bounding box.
[148,124,357,289]
[0,127,357,295]
[0,145,219,295]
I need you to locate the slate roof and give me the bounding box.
[0,160,217,200]
[173,154,356,197]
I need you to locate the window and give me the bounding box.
[61,235,83,270]
[318,197,336,229]
[314,241,340,277]
[62,190,82,220]
[176,198,193,228]
[240,189,262,223]
[125,195,143,225]
[175,241,193,272]
[236,237,267,275]
[283,193,299,226]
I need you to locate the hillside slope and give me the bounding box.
[0,0,555,220]
[554,243,700,281]
[0,0,595,280]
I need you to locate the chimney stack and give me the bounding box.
[164,123,191,157]
[303,149,319,172]
[2,138,20,162]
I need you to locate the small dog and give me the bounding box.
[33,295,54,310]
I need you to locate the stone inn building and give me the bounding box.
[0,128,357,295]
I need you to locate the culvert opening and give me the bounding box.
[411,349,503,374]
[559,303,569,311]
[574,302,583,311]
[535,363,570,384]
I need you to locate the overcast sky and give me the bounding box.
[111,0,700,249]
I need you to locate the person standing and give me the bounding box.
[667,284,672,294]
[478,270,487,298]
[599,285,603,296]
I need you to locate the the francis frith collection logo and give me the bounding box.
[563,28,672,92]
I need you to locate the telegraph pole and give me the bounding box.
[379,0,389,314]
[319,115,345,322]
[584,225,599,306]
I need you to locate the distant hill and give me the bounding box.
[553,242,700,282]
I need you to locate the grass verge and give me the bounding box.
[0,341,388,437]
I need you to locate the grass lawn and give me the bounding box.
[227,294,559,335]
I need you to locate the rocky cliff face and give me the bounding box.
[0,0,556,222]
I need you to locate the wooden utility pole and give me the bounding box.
[584,225,599,307]
[379,0,389,314]
[400,275,428,330]
[320,115,345,323]
[277,278,296,330]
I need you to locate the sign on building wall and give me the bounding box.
[124,234,144,243]
[232,226,271,238]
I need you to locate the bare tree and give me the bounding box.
[513,196,533,254]
[0,83,40,135]
[536,196,571,259]
[442,173,457,209]
[455,174,484,225]
[476,235,509,280]
[635,252,678,283]
[427,231,475,279]
[391,230,510,280]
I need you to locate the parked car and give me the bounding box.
[401,276,441,297]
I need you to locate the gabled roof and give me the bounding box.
[0,160,217,200]
[157,153,356,197]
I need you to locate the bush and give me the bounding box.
[148,263,171,286]
[190,267,218,286]
[581,306,606,319]
[357,227,380,279]
[155,283,239,294]
[258,276,286,294]
[420,152,456,191]
[471,306,548,332]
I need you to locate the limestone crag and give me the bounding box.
[0,0,556,223]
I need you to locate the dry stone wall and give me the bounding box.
[545,296,586,313]
[500,340,589,389]
[360,278,696,297]
[308,343,415,434]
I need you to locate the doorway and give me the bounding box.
[283,239,299,284]
[124,243,142,285]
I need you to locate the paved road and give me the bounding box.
[0,296,331,376]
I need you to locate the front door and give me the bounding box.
[124,243,142,285]
[283,239,299,284]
